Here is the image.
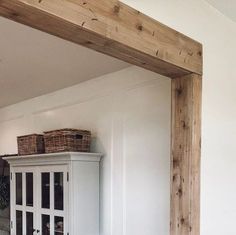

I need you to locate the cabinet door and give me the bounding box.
[11,167,37,235]
[38,166,69,235]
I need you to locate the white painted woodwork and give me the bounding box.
[4,152,102,235]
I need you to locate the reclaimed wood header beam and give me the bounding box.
[0,0,202,78]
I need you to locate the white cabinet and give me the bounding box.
[4,152,102,235]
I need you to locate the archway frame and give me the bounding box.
[0,1,202,234]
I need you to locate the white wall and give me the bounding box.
[0,67,171,235]
[121,0,236,235]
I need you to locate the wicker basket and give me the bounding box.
[17,134,45,156]
[44,129,91,153]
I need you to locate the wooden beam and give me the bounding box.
[0,0,202,78]
[171,74,201,235]
[0,1,203,234]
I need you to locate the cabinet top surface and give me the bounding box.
[3,152,102,165]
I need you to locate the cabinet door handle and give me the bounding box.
[36,230,40,233]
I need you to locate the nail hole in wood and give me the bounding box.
[188,51,194,56]
[136,24,143,31]
[172,175,176,182]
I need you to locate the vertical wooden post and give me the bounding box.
[171,74,202,235]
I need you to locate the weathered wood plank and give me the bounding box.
[0,0,202,78]
[171,74,201,235]
[0,1,203,234]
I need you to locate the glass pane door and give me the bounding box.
[26,212,34,235]
[12,165,68,235]
[42,173,50,209]
[54,216,64,235]
[26,173,34,207]
[16,210,22,235]
[42,214,50,235]
[16,173,22,206]
[12,167,37,235]
[54,172,64,211]
[39,166,68,235]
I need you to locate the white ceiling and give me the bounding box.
[0,17,130,108]
[206,0,236,22]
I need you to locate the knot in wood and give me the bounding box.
[176,88,183,96]
[198,51,202,56]
[11,11,20,17]
[177,188,183,197]
[181,120,188,130]
[114,5,120,14]
[85,41,92,45]
[173,159,180,168]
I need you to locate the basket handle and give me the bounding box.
[75,134,83,140]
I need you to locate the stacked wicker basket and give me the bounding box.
[17,129,91,156]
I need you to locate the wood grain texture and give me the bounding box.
[0,1,203,234]
[0,0,202,78]
[171,74,202,235]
